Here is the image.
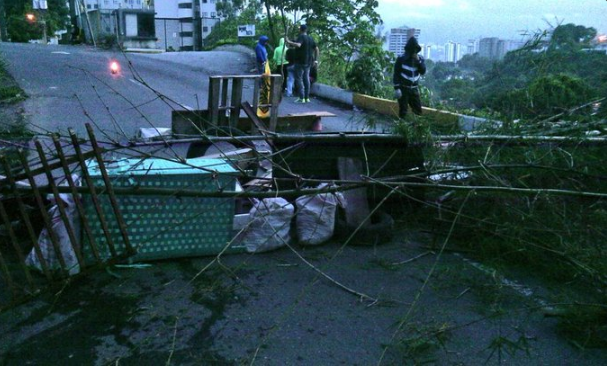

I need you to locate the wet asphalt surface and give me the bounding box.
[1,226,606,365]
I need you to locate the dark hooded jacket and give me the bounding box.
[393,37,426,88]
[255,36,269,64]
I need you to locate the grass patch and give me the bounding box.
[389,320,452,364]
[416,139,607,348]
[0,56,25,103]
[556,306,607,349]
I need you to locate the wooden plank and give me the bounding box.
[18,151,67,274]
[0,246,14,293]
[0,200,37,284]
[85,124,135,256]
[241,101,269,135]
[69,129,118,258]
[209,74,282,79]
[230,78,244,128]
[204,147,255,170]
[52,135,101,262]
[252,79,260,117]
[287,111,337,117]
[269,75,283,132]
[208,77,221,126]
[219,78,229,126]
[203,147,253,160]
[337,157,370,229]
[34,140,85,271]
[1,156,52,282]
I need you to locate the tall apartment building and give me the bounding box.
[200,0,221,40]
[388,25,420,55]
[478,37,523,60]
[420,44,432,60]
[155,0,221,51]
[479,37,501,59]
[444,41,463,63]
[467,39,479,55]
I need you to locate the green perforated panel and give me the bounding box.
[82,158,243,262]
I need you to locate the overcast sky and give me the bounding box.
[377,0,607,45]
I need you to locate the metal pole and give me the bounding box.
[41,17,47,44]
[80,0,96,47]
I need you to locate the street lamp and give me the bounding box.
[26,13,36,22]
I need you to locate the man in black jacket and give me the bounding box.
[393,37,427,118]
[286,24,320,103]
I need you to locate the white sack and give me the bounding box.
[241,198,294,253]
[295,185,343,246]
[26,175,81,275]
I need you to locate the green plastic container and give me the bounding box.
[83,157,243,262]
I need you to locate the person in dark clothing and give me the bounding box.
[393,36,427,117]
[285,47,296,97]
[255,35,270,74]
[286,24,319,103]
[310,63,318,85]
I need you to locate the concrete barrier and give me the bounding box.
[353,93,399,118]
[311,83,353,105]
[311,82,498,132]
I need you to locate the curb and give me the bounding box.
[124,48,165,54]
[311,83,500,132]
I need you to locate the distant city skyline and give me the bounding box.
[377,0,607,46]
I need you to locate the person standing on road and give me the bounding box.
[393,36,427,118]
[285,47,296,97]
[287,24,319,103]
[256,35,270,74]
[273,37,290,92]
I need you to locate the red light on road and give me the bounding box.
[110,61,120,74]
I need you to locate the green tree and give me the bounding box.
[440,78,475,108]
[473,24,605,120]
[261,0,383,88]
[431,62,460,81]
[458,53,493,74]
[4,0,68,42]
[346,42,391,97]
[527,73,593,117]
[550,23,596,50]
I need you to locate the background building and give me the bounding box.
[444,41,463,62]
[200,0,221,41]
[478,37,523,59]
[479,37,506,59]
[420,44,432,60]
[75,0,156,49]
[388,25,420,55]
[155,0,221,51]
[467,39,479,55]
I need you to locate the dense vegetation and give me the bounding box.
[426,24,607,121]
[206,0,391,96]
[0,54,23,102]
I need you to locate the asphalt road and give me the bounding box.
[0,43,371,142]
[1,231,606,365]
[0,43,227,140]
